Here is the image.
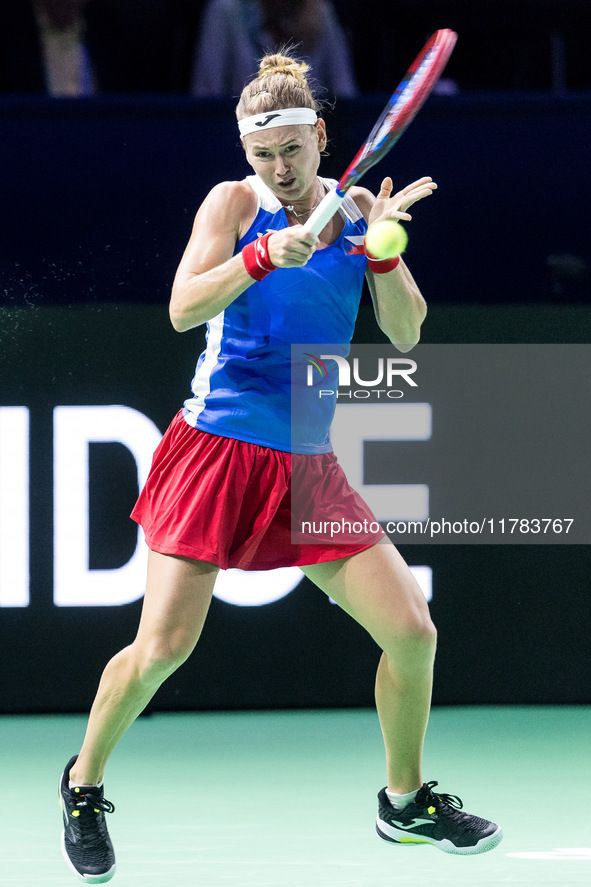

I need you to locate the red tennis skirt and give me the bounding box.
[131,411,385,571]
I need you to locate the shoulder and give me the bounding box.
[348,186,375,222]
[196,179,258,236]
[202,179,257,217]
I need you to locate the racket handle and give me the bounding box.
[303,187,345,236]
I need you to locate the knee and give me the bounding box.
[419,617,438,663]
[132,633,196,686]
[404,613,437,656]
[382,610,437,671]
[417,612,437,646]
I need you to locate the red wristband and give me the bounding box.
[242,233,277,281]
[366,249,401,274]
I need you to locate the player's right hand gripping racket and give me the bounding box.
[304,28,457,236]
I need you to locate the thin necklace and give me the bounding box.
[285,183,323,218]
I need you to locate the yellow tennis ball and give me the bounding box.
[365,220,408,259]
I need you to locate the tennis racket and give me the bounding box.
[304,28,457,236]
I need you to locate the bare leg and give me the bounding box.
[70,551,218,786]
[302,542,436,794]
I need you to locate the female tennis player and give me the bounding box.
[58,53,502,883]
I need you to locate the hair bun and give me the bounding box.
[236,50,319,121]
[257,54,310,84]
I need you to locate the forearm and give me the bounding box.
[170,253,254,332]
[170,217,317,333]
[356,174,436,350]
[369,260,427,352]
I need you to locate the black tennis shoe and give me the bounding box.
[59,756,116,883]
[376,780,503,854]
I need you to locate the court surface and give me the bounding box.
[2,706,590,886]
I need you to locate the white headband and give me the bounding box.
[238,107,318,137]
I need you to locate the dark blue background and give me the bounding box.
[1,93,590,310]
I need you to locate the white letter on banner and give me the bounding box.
[329,403,431,521]
[213,567,304,607]
[53,406,161,607]
[0,407,30,607]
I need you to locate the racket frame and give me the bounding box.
[303,29,457,236]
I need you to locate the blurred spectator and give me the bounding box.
[0,0,94,95]
[190,0,358,97]
[0,0,194,94]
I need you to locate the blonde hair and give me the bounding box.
[236,52,320,121]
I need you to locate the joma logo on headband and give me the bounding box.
[255,114,282,127]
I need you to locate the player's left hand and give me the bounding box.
[368,176,437,226]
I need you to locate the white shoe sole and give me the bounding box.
[376,816,504,855]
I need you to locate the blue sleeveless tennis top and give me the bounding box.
[182,174,368,453]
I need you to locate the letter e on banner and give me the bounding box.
[329,403,431,521]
